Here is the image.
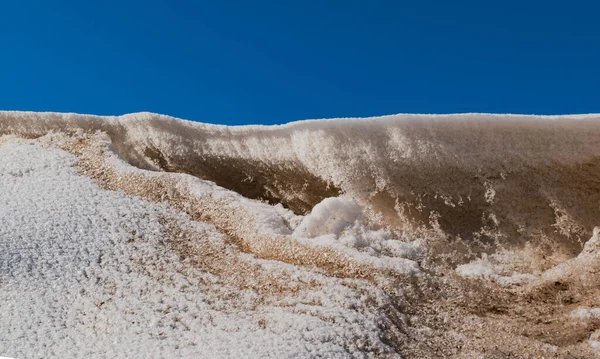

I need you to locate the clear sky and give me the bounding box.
[0,1,598,125]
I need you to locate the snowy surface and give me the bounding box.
[0,138,401,358]
[455,253,537,285]
[3,111,600,357]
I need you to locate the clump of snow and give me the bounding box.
[291,200,419,269]
[590,330,600,350]
[456,254,537,285]
[293,197,364,238]
[289,196,423,275]
[455,255,499,279]
[570,307,600,320]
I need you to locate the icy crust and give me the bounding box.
[0,138,404,358]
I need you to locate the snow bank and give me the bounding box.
[3,111,600,249]
[4,110,600,357]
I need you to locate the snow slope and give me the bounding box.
[0,137,404,358]
[2,111,600,357]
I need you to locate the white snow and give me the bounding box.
[293,197,364,238]
[289,197,422,275]
[570,307,600,320]
[455,254,537,285]
[0,137,402,358]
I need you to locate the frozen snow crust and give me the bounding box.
[2,111,600,357]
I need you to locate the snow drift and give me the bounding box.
[2,111,600,358]
[3,111,600,248]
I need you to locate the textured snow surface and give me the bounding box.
[0,139,401,358]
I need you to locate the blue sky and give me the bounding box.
[0,1,598,125]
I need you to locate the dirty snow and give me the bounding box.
[2,111,600,357]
